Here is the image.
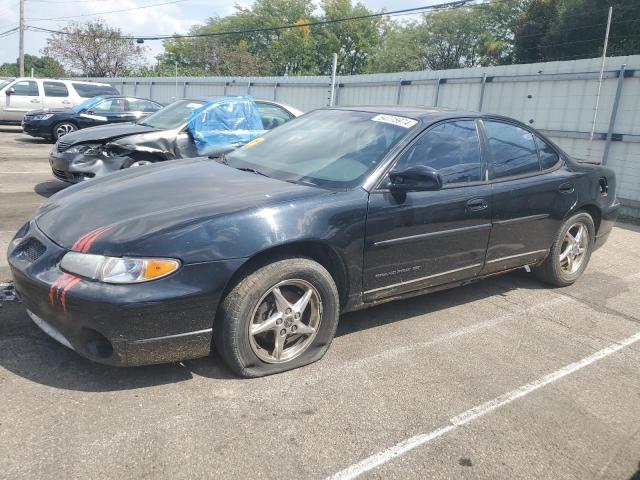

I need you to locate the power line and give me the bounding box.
[26,0,477,40]
[26,0,188,21]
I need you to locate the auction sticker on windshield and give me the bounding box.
[372,114,418,129]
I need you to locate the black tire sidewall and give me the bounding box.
[549,212,595,285]
[215,258,339,377]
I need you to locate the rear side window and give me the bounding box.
[72,83,119,98]
[535,136,560,170]
[92,98,126,113]
[484,121,540,179]
[256,103,292,129]
[12,80,39,96]
[127,98,161,112]
[395,120,483,186]
[43,81,69,97]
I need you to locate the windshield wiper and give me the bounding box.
[235,167,269,178]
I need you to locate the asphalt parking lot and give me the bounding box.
[1,126,640,479]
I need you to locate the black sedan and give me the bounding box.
[48,97,301,183]
[22,95,163,141]
[8,107,619,377]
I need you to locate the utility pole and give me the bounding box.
[19,0,25,77]
[589,6,613,145]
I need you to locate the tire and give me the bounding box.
[214,257,340,378]
[534,212,595,287]
[52,122,77,141]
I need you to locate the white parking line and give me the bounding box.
[328,330,640,480]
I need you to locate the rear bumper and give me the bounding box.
[8,220,245,366]
[593,199,621,251]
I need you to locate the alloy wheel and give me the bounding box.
[248,279,322,364]
[559,222,589,274]
[55,123,76,139]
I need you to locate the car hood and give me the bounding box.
[27,108,74,115]
[35,157,330,262]
[58,123,161,145]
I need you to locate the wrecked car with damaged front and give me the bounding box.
[48,96,301,183]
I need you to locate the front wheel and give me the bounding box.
[52,122,77,141]
[214,257,340,378]
[534,212,595,287]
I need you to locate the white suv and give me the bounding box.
[0,78,119,123]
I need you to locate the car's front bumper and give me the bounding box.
[22,118,53,139]
[49,147,103,183]
[8,220,245,366]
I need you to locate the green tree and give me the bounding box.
[514,0,640,63]
[314,0,383,75]
[0,54,65,77]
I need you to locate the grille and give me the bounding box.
[52,168,71,181]
[57,140,71,152]
[17,238,46,263]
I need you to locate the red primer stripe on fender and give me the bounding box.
[60,276,82,312]
[80,227,112,253]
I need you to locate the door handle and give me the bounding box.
[62,100,71,104]
[467,198,488,211]
[30,99,40,103]
[559,182,574,194]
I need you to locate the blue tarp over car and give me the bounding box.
[187,96,265,154]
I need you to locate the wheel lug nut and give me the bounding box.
[276,318,283,325]
[280,329,287,336]
[291,325,297,332]
[294,313,300,319]
[285,308,292,314]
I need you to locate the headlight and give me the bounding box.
[31,113,54,121]
[65,143,103,155]
[60,252,180,284]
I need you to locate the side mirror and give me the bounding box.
[388,165,443,192]
[86,109,94,114]
[5,87,15,96]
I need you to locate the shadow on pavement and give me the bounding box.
[0,267,630,392]
[34,180,67,198]
[14,136,51,144]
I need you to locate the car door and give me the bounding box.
[42,81,72,110]
[480,119,577,274]
[4,79,42,121]
[362,119,492,301]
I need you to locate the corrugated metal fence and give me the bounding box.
[90,55,640,216]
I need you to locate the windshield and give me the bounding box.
[225,109,414,188]
[139,100,205,130]
[72,96,104,113]
[0,79,13,90]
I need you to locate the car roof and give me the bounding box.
[329,105,481,120]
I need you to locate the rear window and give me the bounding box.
[72,83,119,98]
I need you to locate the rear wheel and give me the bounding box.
[52,122,77,141]
[214,257,340,378]
[534,212,595,287]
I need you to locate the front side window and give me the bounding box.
[535,136,560,170]
[225,109,412,189]
[485,121,540,179]
[12,80,39,96]
[92,98,126,113]
[43,81,69,97]
[394,120,483,186]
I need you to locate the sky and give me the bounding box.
[0,0,439,68]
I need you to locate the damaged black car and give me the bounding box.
[49,97,301,183]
